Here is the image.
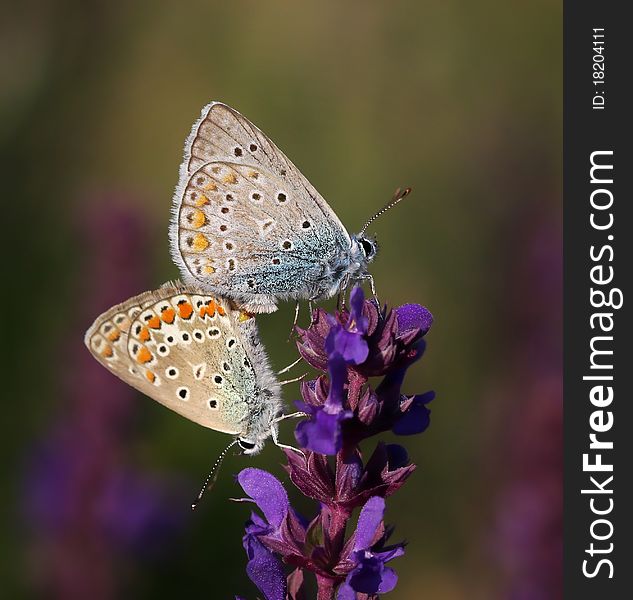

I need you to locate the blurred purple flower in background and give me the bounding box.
[23,198,187,598]
[484,211,562,599]
[235,288,434,600]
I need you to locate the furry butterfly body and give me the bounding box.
[84,282,282,454]
[169,102,378,314]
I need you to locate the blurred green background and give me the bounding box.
[3,1,561,598]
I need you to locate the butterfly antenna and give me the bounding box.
[191,439,239,510]
[359,187,412,236]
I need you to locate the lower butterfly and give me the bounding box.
[84,282,303,463]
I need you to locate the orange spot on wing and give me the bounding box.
[248,170,259,179]
[217,305,226,316]
[161,308,176,324]
[192,234,209,252]
[148,316,161,329]
[139,327,151,341]
[137,347,153,364]
[203,182,217,192]
[222,172,237,185]
[178,302,194,319]
[191,210,206,228]
[108,330,120,342]
[102,345,114,358]
[195,194,210,207]
[199,300,217,318]
[204,265,215,274]
[145,370,156,383]
[238,310,254,322]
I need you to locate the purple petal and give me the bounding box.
[377,566,399,593]
[349,286,369,334]
[353,496,386,551]
[395,304,433,335]
[392,391,435,436]
[373,546,406,563]
[246,511,269,535]
[294,399,317,417]
[243,534,287,600]
[326,326,369,364]
[336,582,357,600]
[324,354,347,411]
[295,407,352,455]
[238,468,289,528]
[347,553,384,594]
[385,444,409,469]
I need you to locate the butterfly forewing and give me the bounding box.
[170,103,351,309]
[85,284,262,434]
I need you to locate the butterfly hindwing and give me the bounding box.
[85,283,272,435]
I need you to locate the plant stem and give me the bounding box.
[316,575,337,600]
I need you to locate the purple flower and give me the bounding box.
[22,200,187,598]
[238,469,308,600]
[295,355,353,454]
[297,287,432,378]
[294,288,434,454]
[325,287,370,364]
[236,286,435,598]
[337,496,404,598]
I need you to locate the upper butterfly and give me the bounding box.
[84,282,282,455]
[169,102,395,314]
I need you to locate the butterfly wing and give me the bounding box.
[169,102,352,310]
[84,283,276,435]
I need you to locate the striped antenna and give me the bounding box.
[359,187,412,236]
[191,439,239,510]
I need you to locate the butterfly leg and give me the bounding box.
[279,373,307,386]
[277,356,303,375]
[338,274,351,311]
[271,425,305,458]
[272,411,309,424]
[337,290,346,312]
[364,274,380,307]
[286,301,301,342]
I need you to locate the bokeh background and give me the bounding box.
[2,1,561,598]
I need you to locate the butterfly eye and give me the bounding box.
[238,438,256,451]
[360,238,375,259]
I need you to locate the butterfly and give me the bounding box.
[84,282,299,457]
[169,102,409,315]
